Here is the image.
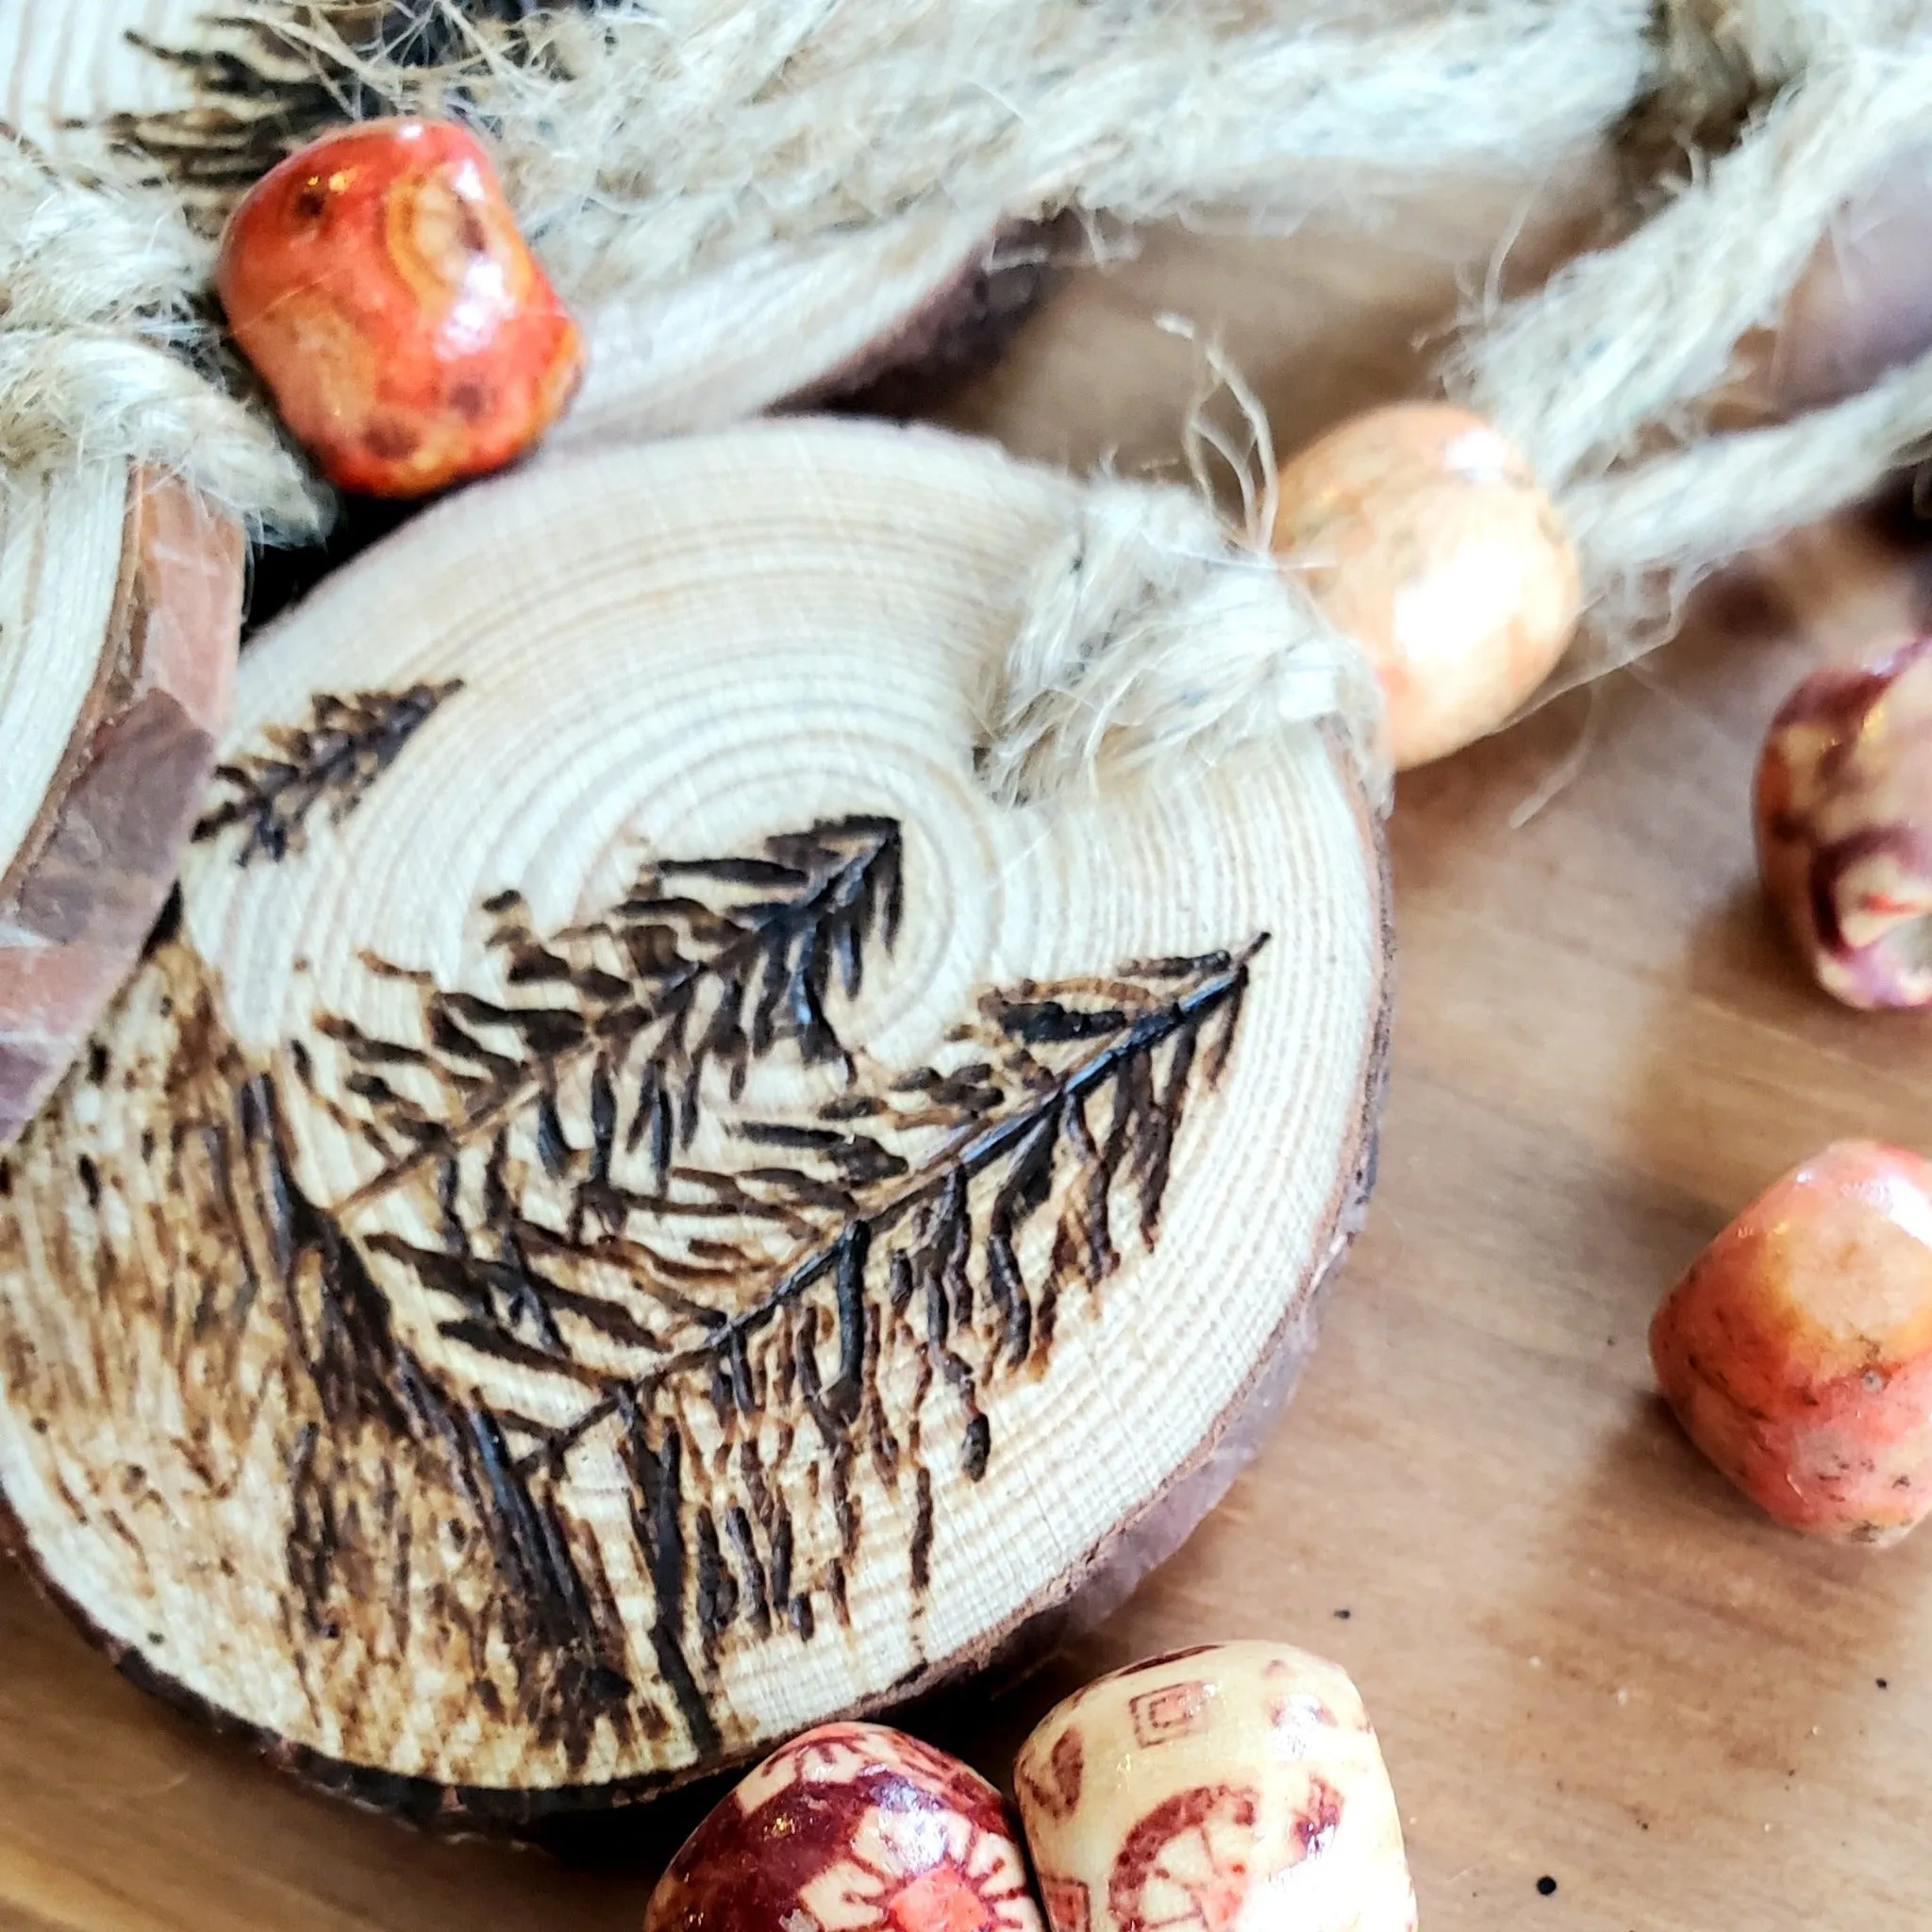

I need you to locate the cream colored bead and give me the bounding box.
[1271,401,1580,771]
[1014,1641,1417,1932]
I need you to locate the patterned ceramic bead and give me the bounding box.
[217,118,583,497]
[1652,1140,1932,1545]
[644,1723,1044,1932]
[1756,639,1932,1008]
[1270,402,1580,771]
[1014,1641,1416,1932]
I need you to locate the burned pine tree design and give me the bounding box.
[2,809,1262,1784]
[260,813,1264,1759]
[194,680,461,862]
[114,3,606,217]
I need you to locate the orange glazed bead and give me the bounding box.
[1651,1141,1932,1545]
[216,117,583,497]
[1270,403,1580,770]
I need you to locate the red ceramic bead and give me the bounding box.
[1756,638,1932,1008]
[216,117,583,497]
[645,1723,1045,1932]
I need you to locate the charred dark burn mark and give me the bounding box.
[196,683,463,864]
[620,1400,718,1761]
[114,3,613,219]
[314,817,904,1230]
[909,1467,935,1594]
[512,933,1265,1472]
[32,811,1261,1769]
[225,1045,637,1771]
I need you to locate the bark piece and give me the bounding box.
[0,468,242,1145]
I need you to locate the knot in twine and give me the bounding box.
[0,143,324,539]
[975,477,1383,810]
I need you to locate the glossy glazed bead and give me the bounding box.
[1755,639,1932,1008]
[1270,402,1580,770]
[645,1723,1043,1932]
[1652,1141,1932,1545]
[1015,1641,1416,1932]
[217,118,583,497]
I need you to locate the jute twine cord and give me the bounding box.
[976,476,1383,809]
[0,144,322,538]
[0,0,1649,557]
[1639,0,1863,142]
[978,341,1384,808]
[986,0,1932,788]
[6,0,1931,786]
[1445,6,1932,687]
[275,0,1655,306]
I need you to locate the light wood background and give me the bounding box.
[6,171,1932,1932]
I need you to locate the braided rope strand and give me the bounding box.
[0,142,324,538]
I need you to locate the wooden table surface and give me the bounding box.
[6,175,1931,1932]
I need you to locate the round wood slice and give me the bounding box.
[0,468,242,1147]
[8,0,1041,444]
[0,419,1389,1822]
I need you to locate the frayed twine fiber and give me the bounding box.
[990,0,1932,784]
[978,322,1386,809]
[221,0,1932,788]
[1446,3,1932,693]
[313,0,1650,807]
[0,142,324,541]
[254,0,1656,308]
[978,478,1384,809]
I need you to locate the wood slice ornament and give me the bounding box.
[0,419,1388,1819]
[0,468,242,1146]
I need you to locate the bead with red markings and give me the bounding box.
[216,117,583,497]
[644,1722,1042,1932]
[1756,638,1932,1008]
[1014,1641,1416,1932]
